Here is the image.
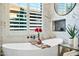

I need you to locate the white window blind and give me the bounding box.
[9,3,42,31]
[10,7,27,31]
[29,11,42,30]
[29,3,42,30]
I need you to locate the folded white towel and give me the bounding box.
[63,50,79,56]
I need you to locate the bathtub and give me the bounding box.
[2,38,63,56]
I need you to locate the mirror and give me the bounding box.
[54,3,76,16]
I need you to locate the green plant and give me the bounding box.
[67,25,78,39]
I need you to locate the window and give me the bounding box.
[10,7,27,31]
[29,12,42,30]
[9,3,42,31]
[28,3,42,30]
[29,3,41,11]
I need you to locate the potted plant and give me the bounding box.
[67,25,78,47]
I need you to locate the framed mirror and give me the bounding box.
[54,3,76,16]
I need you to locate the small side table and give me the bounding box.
[58,44,79,56]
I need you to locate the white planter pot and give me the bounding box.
[68,39,73,45]
[68,37,78,48]
[73,37,78,48]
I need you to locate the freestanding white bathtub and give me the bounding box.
[2,38,63,56]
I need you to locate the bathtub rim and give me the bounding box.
[2,38,63,50]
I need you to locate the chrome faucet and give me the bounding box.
[27,35,36,39]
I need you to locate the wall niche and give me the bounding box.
[53,19,66,31]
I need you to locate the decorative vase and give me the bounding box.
[37,32,42,44]
[35,27,42,44]
[37,38,42,44]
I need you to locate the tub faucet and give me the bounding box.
[30,35,36,39]
[27,35,36,39]
[27,36,29,39]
